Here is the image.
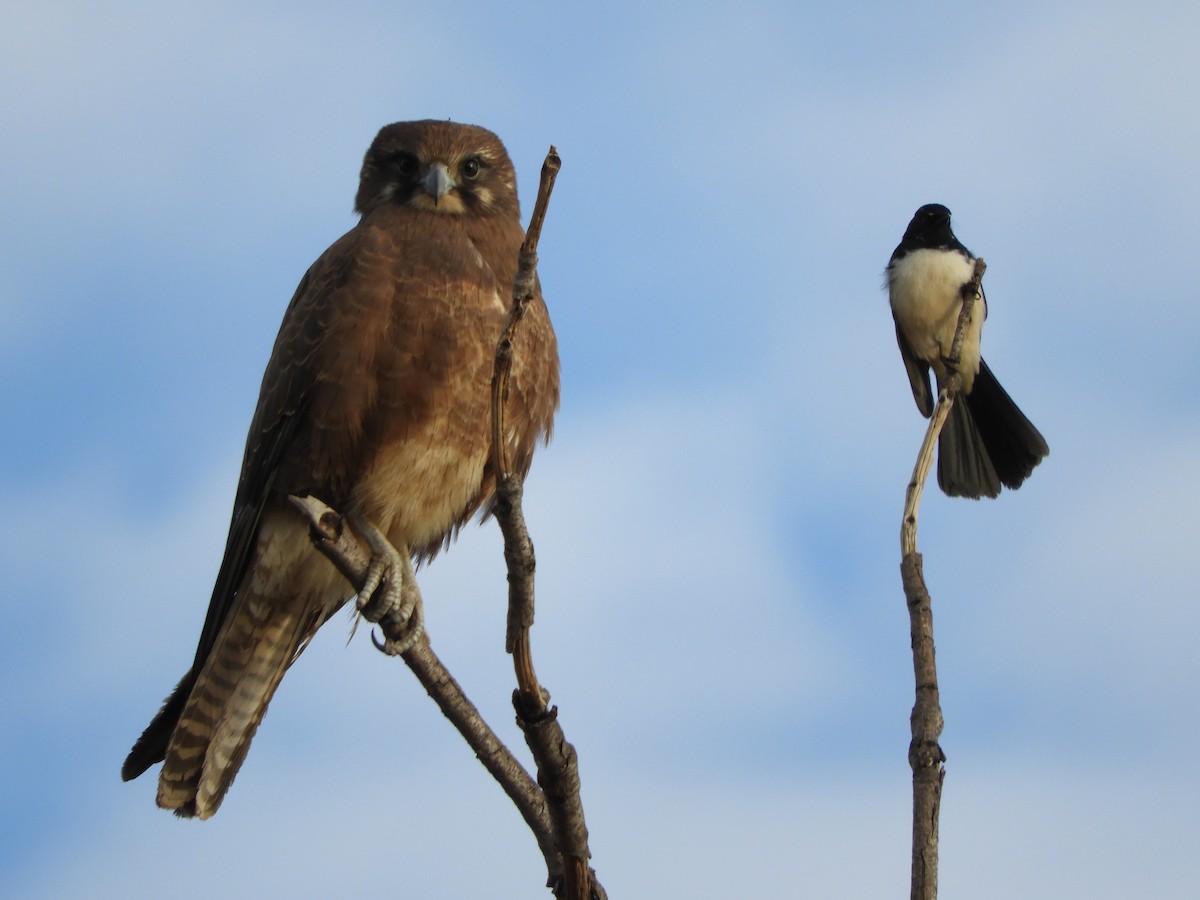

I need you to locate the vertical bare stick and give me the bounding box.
[903,552,945,900]
[492,147,560,674]
[492,149,561,480]
[900,259,985,900]
[490,149,602,900]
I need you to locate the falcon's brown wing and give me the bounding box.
[121,232,359,781]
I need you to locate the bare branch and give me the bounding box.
[489,148,603,900]
[948,258,986,369]
[902,552,946,900]
[287,494,561,885]
[491,147,561,482]
[899,257,985,900]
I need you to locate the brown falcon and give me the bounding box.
[122,120,560,819]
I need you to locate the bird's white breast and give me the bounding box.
[888,248,981,377]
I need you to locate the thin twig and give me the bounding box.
[491,147,561,484]
[489,148,602,900]
[901,258,986,556]
[287,494,561,885]
[899,258,985,900]
[948,259,986,368]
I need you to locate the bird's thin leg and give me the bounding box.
[347,515,422,654]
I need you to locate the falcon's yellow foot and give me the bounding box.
[347,515,424,655]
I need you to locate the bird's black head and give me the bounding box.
[354,120,520,219]
[900,203,957,250]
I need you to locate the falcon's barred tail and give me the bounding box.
[938,360,1049,499]
[155,593,312,819]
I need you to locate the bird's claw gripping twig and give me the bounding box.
[348,514,424,654]
[373,572,425,656]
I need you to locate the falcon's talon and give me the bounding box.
[356,559,401,622]
[377,582,426,655]
[365,572,426,655]
[370,617,425,656]
[348,513,424,655]
[348,514,413,626]
[370,628,391,655]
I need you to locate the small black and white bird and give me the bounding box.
[887,203,1048,498]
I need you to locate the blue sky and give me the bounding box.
[3,1,1198,896]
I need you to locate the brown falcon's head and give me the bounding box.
[354,120,520,219]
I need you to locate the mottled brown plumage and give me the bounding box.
[122,120,559,818]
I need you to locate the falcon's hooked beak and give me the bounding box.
[422,163,456,204]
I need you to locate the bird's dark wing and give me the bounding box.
[191,231,366,669]
[893,320,934,418]
[122,230,359,781]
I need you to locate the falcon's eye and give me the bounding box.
[391,153,419,177]
[460,158,485,180]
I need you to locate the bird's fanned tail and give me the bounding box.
[938,397,1000,499]
[938,359,1048,499]
[965,360,1049,490]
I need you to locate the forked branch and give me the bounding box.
[287,494,561,886]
